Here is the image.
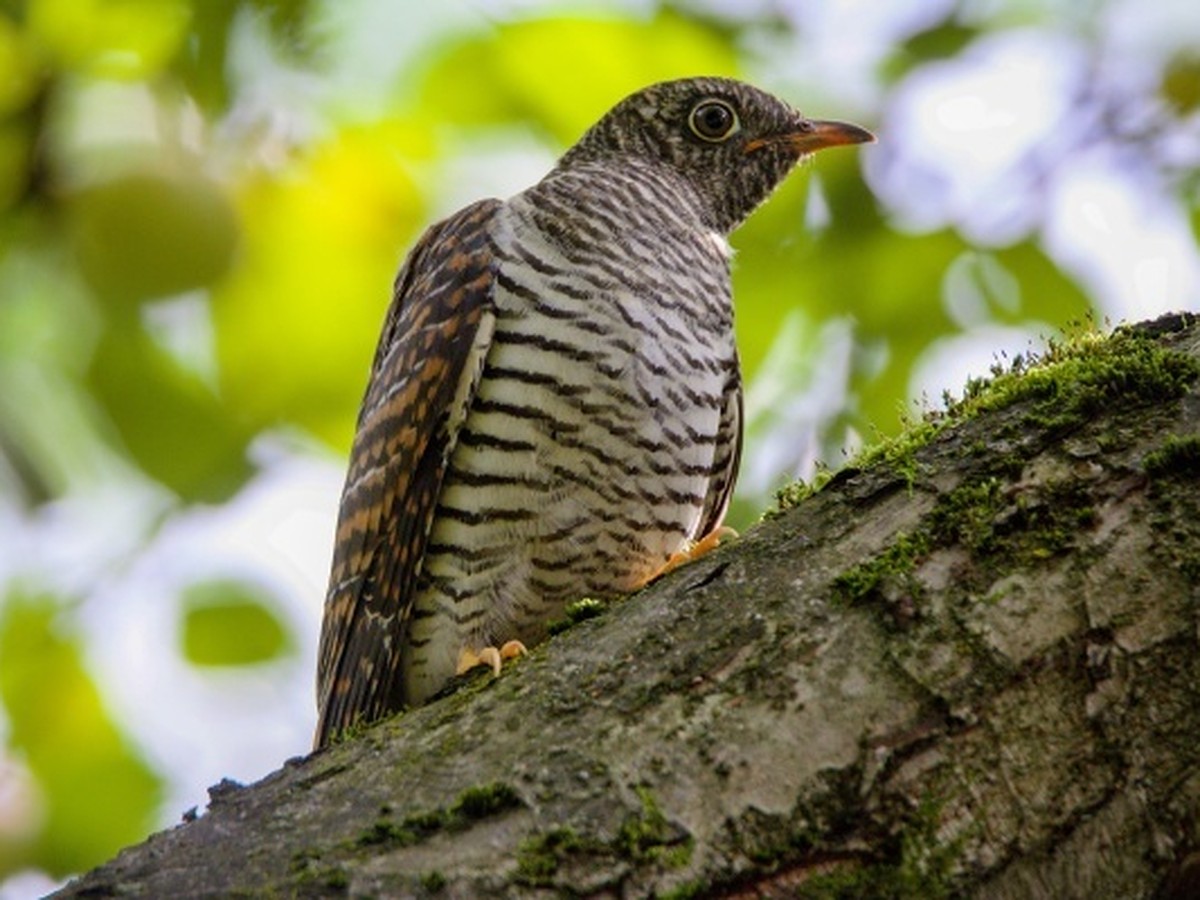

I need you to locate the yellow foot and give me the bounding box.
[643,525,739,586]
[456,640,528,677]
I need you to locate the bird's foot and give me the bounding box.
[646,525,738,584]
[456,640,528,677]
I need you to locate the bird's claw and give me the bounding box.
[456,640,528,677]
[643,525,738,586]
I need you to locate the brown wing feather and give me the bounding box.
[314,198,501,748]
[696,362,742,540]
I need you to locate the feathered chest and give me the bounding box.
[486,177,737,404]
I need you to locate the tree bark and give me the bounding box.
[59,314,1200,899]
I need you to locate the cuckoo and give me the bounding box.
[314,77,872,748]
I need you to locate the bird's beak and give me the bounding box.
[745,119,875,154]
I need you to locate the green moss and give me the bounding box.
[772,324,1198,528]
[660,879,711,900]
[832,470,1101,606]
[1014,483,1096,560]
[832,531,931,604]
[954,325,1198,423]
[290,861,349,893]
[515,827,593,885]
[789,330,1181,591]
[773,479,816,514]
[938,477,1094,564]
[850,325,1200,486]
[547,596,609,635]
[355,782,523,849]
[794,797,962,899]
[769,465,835,517]
[288,847,350,894]
[926,478,1004,552]
[419,870,447,892]
[1143,434,1200,478]
[289,847,322,872]
[328,711,386,745]
[515,787,692,886]
[766,325,1193,514]
[355,811,442,848]
[320,867,349,891]
[1180,555,1200,583]
[1144,445,1200,583]
[854,420,939,489]
[448,782,522,820]
[616,786,693,866]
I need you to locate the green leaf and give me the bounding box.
[0,593,162,878]
[0,14,41,116]
[70,169,240,308]
[1161,51,1200,115]
[87,321,253,502]
[26,0,191,79]
[880,19,981,83]
[180,580,292,667]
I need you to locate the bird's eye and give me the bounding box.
[688,99,740,142]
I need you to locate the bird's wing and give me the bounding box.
[315,198,501,748]
[695,362,742,540]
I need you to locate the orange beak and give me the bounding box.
[745,119,875,154]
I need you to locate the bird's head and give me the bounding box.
[556,76,874,234]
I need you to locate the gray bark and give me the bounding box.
[59,314,1200,898]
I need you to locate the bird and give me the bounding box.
[314,76,872,748]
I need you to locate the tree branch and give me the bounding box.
[59,314,1200,899]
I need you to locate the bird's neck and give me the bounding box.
[534,158,719,236]
[495,162,735,328]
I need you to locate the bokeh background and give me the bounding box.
[0,0,1197,894]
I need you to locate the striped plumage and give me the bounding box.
[315,77,872,747]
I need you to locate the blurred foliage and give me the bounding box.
[0,594,161,877]
[883,20,981,81]
[180,580,291,666]
[179,0,319,111]
[72,169,239,306]
[421,11,737,143]
[0,0,1197,888]
[28,0,190,79]
[1163,50,1200,115]
[212,122,429,449]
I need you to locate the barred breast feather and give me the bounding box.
[400,159,742,706]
